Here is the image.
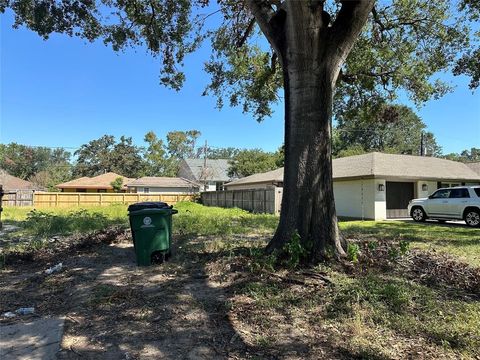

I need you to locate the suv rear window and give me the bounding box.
[475,188,480,197]
[449,188,470,198]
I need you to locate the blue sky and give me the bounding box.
[1,10,479,155]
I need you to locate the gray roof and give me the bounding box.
[466,162,480,175]
[224,168,284,187]
[182,159,232,182]
[126,177,199,188]
[225,152,480,186]
[333,152,480,180]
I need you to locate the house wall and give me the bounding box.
[204,182,217,192]
[333,179,382,220]
[415,181,438,198]
[132,186,195,194]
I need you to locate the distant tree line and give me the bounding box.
[1,105,477,190]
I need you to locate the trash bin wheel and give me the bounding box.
[151,251,166,264]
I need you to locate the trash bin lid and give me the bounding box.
[128,202,172,212]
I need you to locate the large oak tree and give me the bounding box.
[2,0,478,261]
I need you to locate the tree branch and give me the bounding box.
[371,6,386,32]
[328,0,375,64]
[245,0,285,59]
[236,18,255,48]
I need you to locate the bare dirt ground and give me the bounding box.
[1,228,479,360]
[0,228,259,359]
[2,228,330,359]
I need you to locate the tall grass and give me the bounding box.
[174,202,278,236]
[2,202,279,238]
[3,204,129,238]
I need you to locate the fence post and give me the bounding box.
[252,190,255,212]
[55,193,58,207]
[77,193,80,206]
[264,190,267,213]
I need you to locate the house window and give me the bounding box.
[144,187,150,193]
[76,188,87,192]
[98,189,107,193]
[216,182,224,191]
[440,183,460,188]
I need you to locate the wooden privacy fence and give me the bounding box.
[1,190,34,206]
[1,192,194,208]
[201,187,283,215]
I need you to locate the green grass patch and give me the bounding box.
[340,221,480,267]
[327,271,480,354]
[174,202,278,236]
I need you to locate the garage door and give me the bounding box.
[386,182,414,218]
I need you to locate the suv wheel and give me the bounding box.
[464,209,480,228]
[411,207,426,222]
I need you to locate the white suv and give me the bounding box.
[408,186,480,227]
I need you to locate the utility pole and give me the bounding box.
[0,185,4,229]
[420,132,425,156]
[203,140,208,192]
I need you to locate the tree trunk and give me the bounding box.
[267,65,345,262]
[266,3,347,262]
[248,0,374,262]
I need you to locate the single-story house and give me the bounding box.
[224,152,480,220]
[0,169,43,206]
[126,177,200,194]
[0,169,39,191]
[56,172,134,193]
[178,159,234,192]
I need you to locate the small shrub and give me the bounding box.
[367,241,378,251]
[282,231,307,269]
[248,247,277,273]
[399,240,410,256]
[347,243,360,263]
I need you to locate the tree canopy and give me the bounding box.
[333,104,442,158]
[2,1,478,120]
[73,135,145,178]
[227,148,283,178]
[0,143,72,190]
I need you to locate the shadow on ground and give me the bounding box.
[1,229,331,359]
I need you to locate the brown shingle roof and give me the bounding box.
[0,170,37,190]
[56,172,135,190]
[126,177,200,188]
[225,152,480,186]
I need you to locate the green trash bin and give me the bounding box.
[128,202,178,266]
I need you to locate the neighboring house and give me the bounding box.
[0,169,39,191]
[222,168,284,190]
[56,172,134,193]
[178,159,233,192]
[126,177,200,194]
[0,169,42,206]
[224,152,480,220]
